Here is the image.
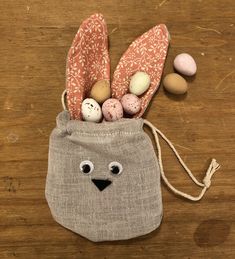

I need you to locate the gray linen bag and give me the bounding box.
[46,111,162,242]
[45,110,220,242]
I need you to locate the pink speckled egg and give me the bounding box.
[102,98,123,121]
[121,94,141,115]
[174,53,197,76]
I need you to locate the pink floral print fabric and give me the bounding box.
[66,14,169,119]
[111,24,170,118]
[66,13,110,120]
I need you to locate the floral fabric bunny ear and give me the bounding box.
[66,13,110,120]
[112,24,170,118]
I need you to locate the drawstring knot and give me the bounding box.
[203,176,211,188]
[203,159,220,188]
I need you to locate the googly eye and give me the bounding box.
[80,160,94,175]
[108,161,123,176]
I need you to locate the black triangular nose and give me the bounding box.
[92,179,112,191]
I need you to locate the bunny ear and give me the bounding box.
[66,13,110,120]
[111,24,170,118]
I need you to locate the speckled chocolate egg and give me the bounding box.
[174,53,197,76]
[121,94,141,115]
[163,73,188,95]
[90,80,111,104]
[81,98,102,122]
[102,98,123,122]
[129,71,151,96]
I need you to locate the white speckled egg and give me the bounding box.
[81,98,102,122]
[129,71,151,96]
[102,98,123,122]
[174,53,197,76]
[121,94,141,115]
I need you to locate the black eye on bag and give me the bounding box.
[109,162,123,175]
[80,160,94,174]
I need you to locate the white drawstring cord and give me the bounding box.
[144,119,221,201]
[61,89,67,111]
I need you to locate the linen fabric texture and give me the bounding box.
[45,111,162,242]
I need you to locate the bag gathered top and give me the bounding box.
[45,13,221,242]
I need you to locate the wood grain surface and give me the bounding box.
[0,0,234,258]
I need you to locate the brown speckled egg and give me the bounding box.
[102,98,123,122]
[90,80,111,104]
[121,94,141,115]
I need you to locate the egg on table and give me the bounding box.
[121,94,141,115]
[102,98,123,122]
[81,98,102,122]
[129,71,151,96]
[163,73,188,95]
[174,53,197,76]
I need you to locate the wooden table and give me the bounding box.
[0,0,234,258]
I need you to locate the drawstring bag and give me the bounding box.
[45,14,220,242]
